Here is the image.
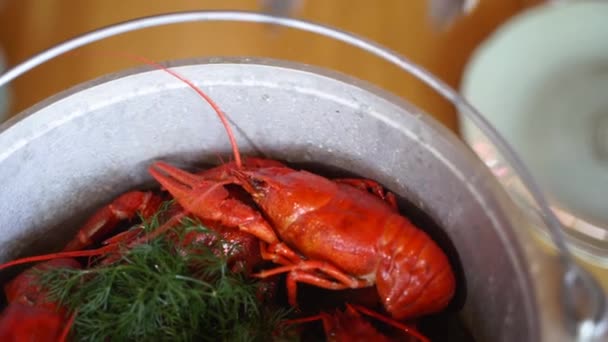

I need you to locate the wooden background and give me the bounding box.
[0,0,539,132]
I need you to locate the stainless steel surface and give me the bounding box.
[0,10,606,341]
[0,58,538,342]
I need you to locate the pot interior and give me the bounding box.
[0,58,537,342]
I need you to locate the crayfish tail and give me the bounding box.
[376,217,456,321]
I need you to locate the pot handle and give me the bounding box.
[0,10,606,341]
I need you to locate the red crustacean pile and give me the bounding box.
[0,61,457,341]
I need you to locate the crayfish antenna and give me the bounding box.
[0,245,118,272]
[120,53,243,169]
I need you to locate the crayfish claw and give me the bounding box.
[149,161,201,190]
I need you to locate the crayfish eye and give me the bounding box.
[250,178,267,191]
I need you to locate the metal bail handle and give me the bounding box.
[0,10,605,340]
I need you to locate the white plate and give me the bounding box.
[460,1,608,255]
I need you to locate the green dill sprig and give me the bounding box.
[39,201,294,342]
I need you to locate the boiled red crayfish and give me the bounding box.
[148,156,456,320]
[147,61,456,321]
[0,59,456,341]
[0,258,80,342]
[0,192,271,341]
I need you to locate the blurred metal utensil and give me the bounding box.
[260,0,303,17]
[428,0,479,29]
[260,0,478,31]
[259,0,304,33]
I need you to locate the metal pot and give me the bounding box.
[0,11,605,342]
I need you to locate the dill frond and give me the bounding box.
[39,200,294,341]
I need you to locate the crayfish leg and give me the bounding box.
[254,260,372,309]
[347,304,430,342]
[259,241,302,266]
[286,306,397,342]
[62,191,162,252]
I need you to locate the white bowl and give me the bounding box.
[460,1,608,262]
